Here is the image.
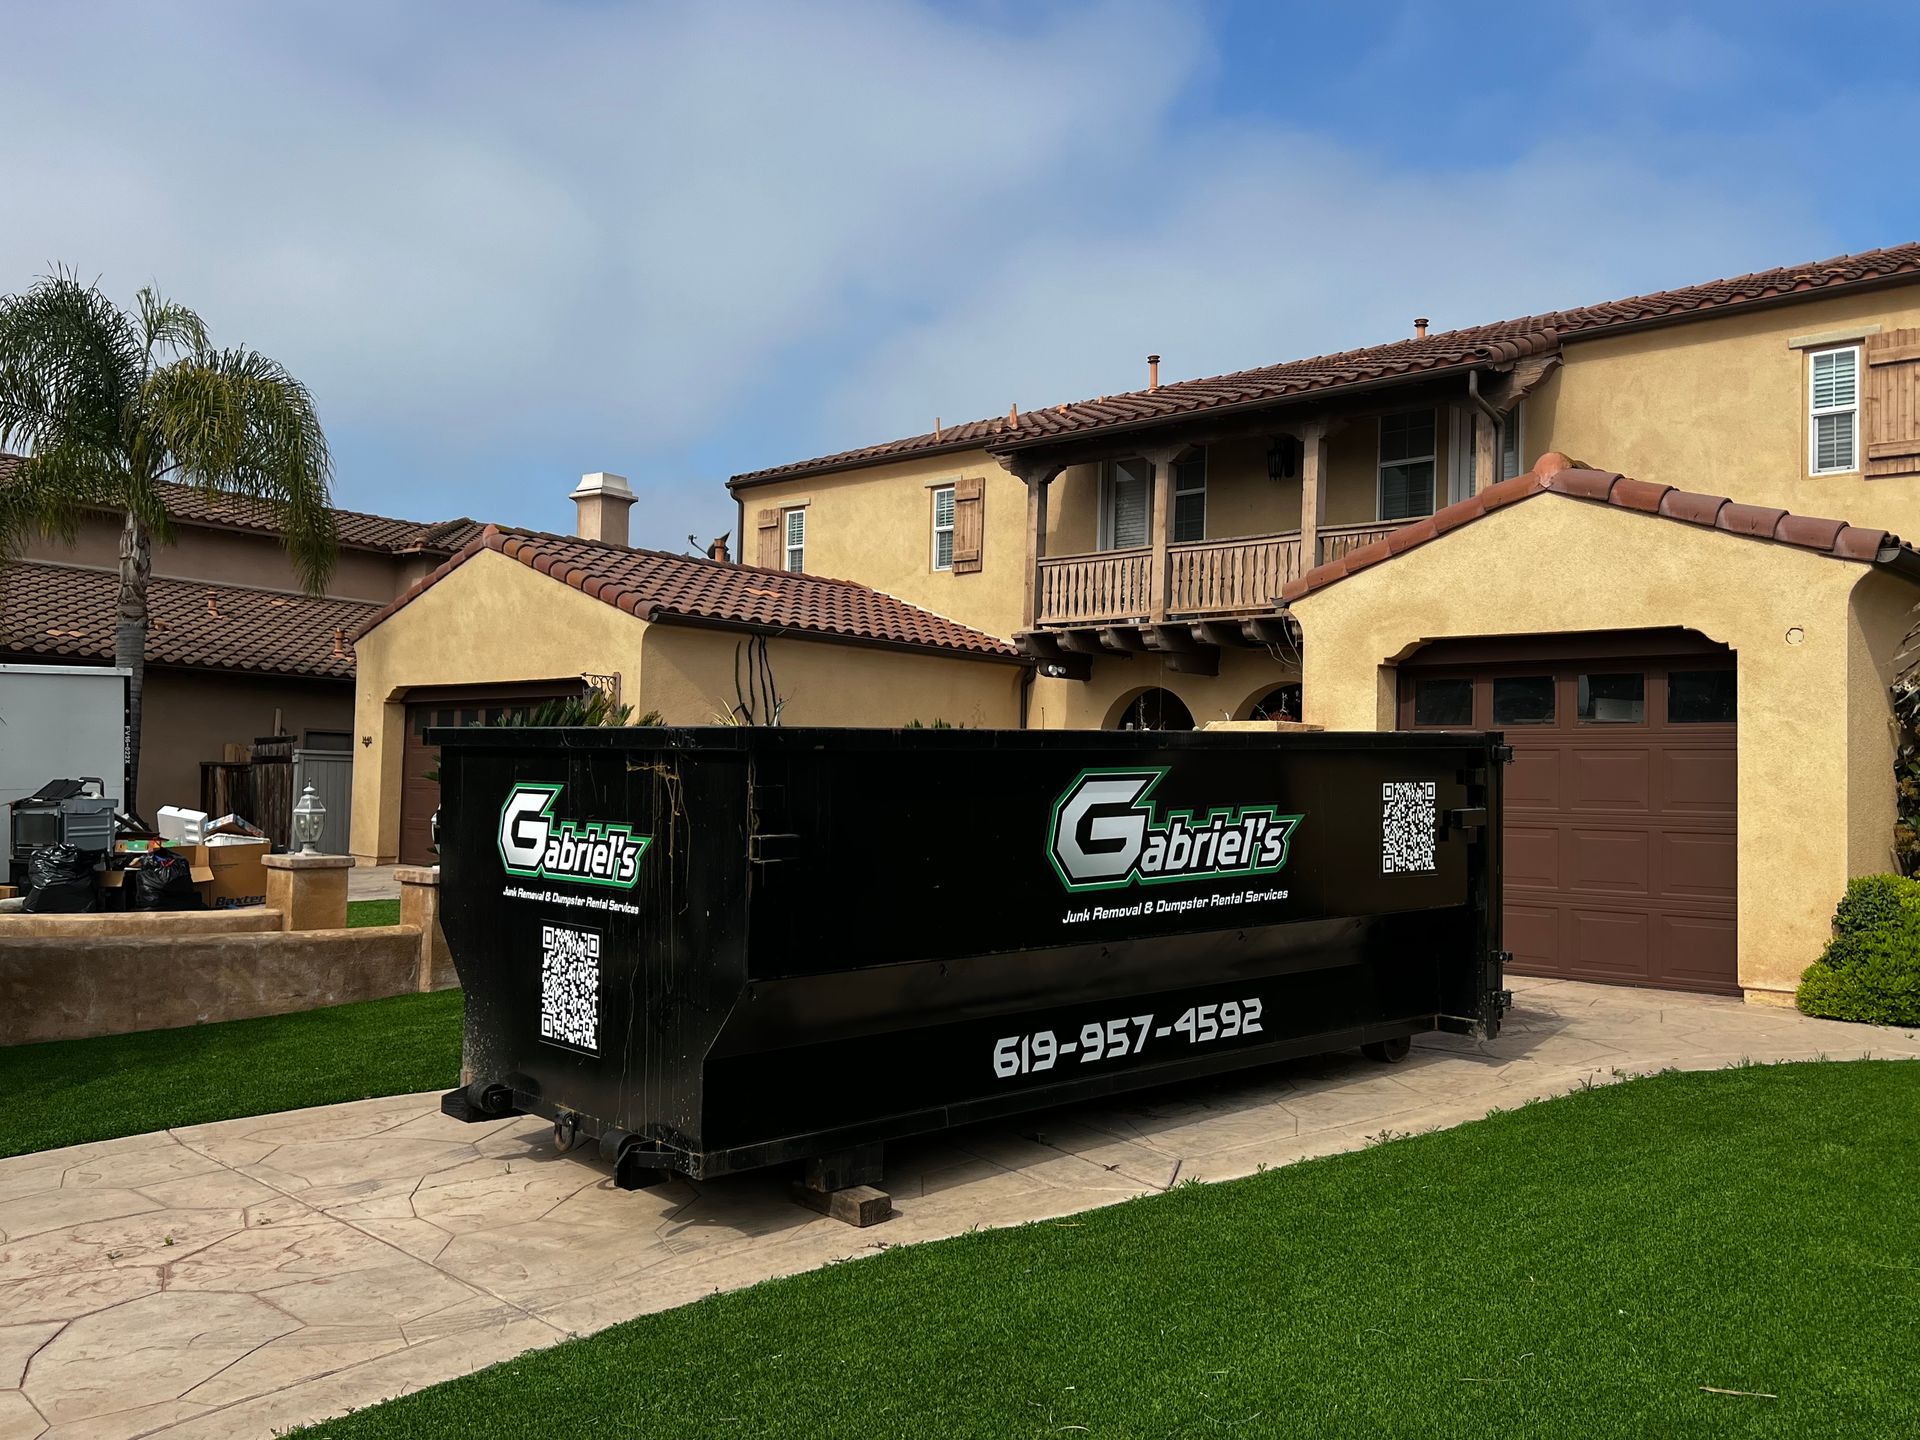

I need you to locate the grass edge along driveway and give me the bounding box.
[0,989,461,1158]
[292,1060,1919,1440]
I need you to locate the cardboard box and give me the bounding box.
[189,839,270,909]
[99,850,215,907]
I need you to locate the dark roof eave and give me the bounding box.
[728,435,994,491]
[1555,268,1920,345]
[643,607,1029,665]
[1874,542,1920,585]
[988,357,1504,460]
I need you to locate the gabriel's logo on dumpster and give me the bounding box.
[1047,768,1301,893]
[497,784,651,889]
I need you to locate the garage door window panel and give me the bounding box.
[1577,672,1645,724]
[1412,676,1473,726]
[1492,675,1555,724]
[1668,669,1735,724]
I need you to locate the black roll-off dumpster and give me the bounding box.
[436,726,1507,1186]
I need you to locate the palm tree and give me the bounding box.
[0,271,337,810]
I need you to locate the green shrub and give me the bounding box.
[1832,874,1920,935]
[1797,911,1920,1027]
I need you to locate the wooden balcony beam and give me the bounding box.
[1241,615,1297,647]
[1194,620,1253,650]
[1014,631,1090,682]
[1099,626,1149,654]
[1056,628,1118,657]
[1142,624,1219,677]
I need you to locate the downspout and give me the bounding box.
[1018,660,1036,729]
[1465,371,1503,490]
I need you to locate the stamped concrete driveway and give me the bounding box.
[2,976,1916,1440]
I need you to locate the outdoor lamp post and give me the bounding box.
[292,784,326,855]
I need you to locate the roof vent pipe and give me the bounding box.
[1414,318,1429,339]
[1147,354,1161,390]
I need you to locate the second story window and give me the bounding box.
[931,485,955,570]
[1811,346,1860,475]
[1379,409,1436,521]
[784,507,806,572]
[1173,450,1206,542]
[1103,458,1151,550]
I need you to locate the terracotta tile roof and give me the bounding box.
[356,528,1022,662]
[731,242,1920,487]
[0,452,480,555]
[1,560,374,678]
[1278,453,1916,604]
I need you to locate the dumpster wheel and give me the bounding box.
[1361,1035,1413,1064]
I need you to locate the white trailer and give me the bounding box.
[0,663,130,874]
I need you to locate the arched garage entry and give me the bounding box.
[1107,687,1196,731]
[1398,628,1737,995]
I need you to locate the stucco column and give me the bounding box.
[262,853,352,932]
[397,864,456,991]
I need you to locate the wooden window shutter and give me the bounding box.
[1866,329,1920,478]
[952,476,986,574]
[755,508,781,567]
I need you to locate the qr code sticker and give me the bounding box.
[539,924,601,1053]
[1382,781,1437,874]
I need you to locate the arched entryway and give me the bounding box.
[1108,687,1196,731]
[1242,683,1302,722]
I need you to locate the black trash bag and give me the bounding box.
[132,850,204,910]
[22,844,99,914]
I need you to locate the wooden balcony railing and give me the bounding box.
[1032,520,1413,629]
[1167,531,1302,618]
[1317,520,1401,566]
[1036,546,1152,626]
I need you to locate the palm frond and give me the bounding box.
[146,345,337,592]
[0,444,124,554]
[0,270,142,459]
[135,285,208,373]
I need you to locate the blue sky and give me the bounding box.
[2,1,1912,552]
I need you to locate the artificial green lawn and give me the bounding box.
[294,1061,1919,1440]
[346,897,402,927]
[0,989,461,1158]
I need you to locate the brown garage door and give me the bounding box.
[1400,636,1737,995]
[399,683,585,866]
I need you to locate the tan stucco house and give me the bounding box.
[346,521,1023,867]
[716,243,1920,1003]
[0,453,482,821]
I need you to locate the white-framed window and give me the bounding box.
[1100,458,1151,550]
[1810,345,1860,475]
[931,484,955,570]
[1379,409,1437,521]
[783,507,806,572]
[1173,449,1206,542]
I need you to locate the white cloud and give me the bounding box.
[0,1,1854,548]
[827,127,1828,443]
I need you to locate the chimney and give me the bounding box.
[1414,317,1429,339]
[1147,354,1161,390]
[570,471,636,547]
[707,534,731,564]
